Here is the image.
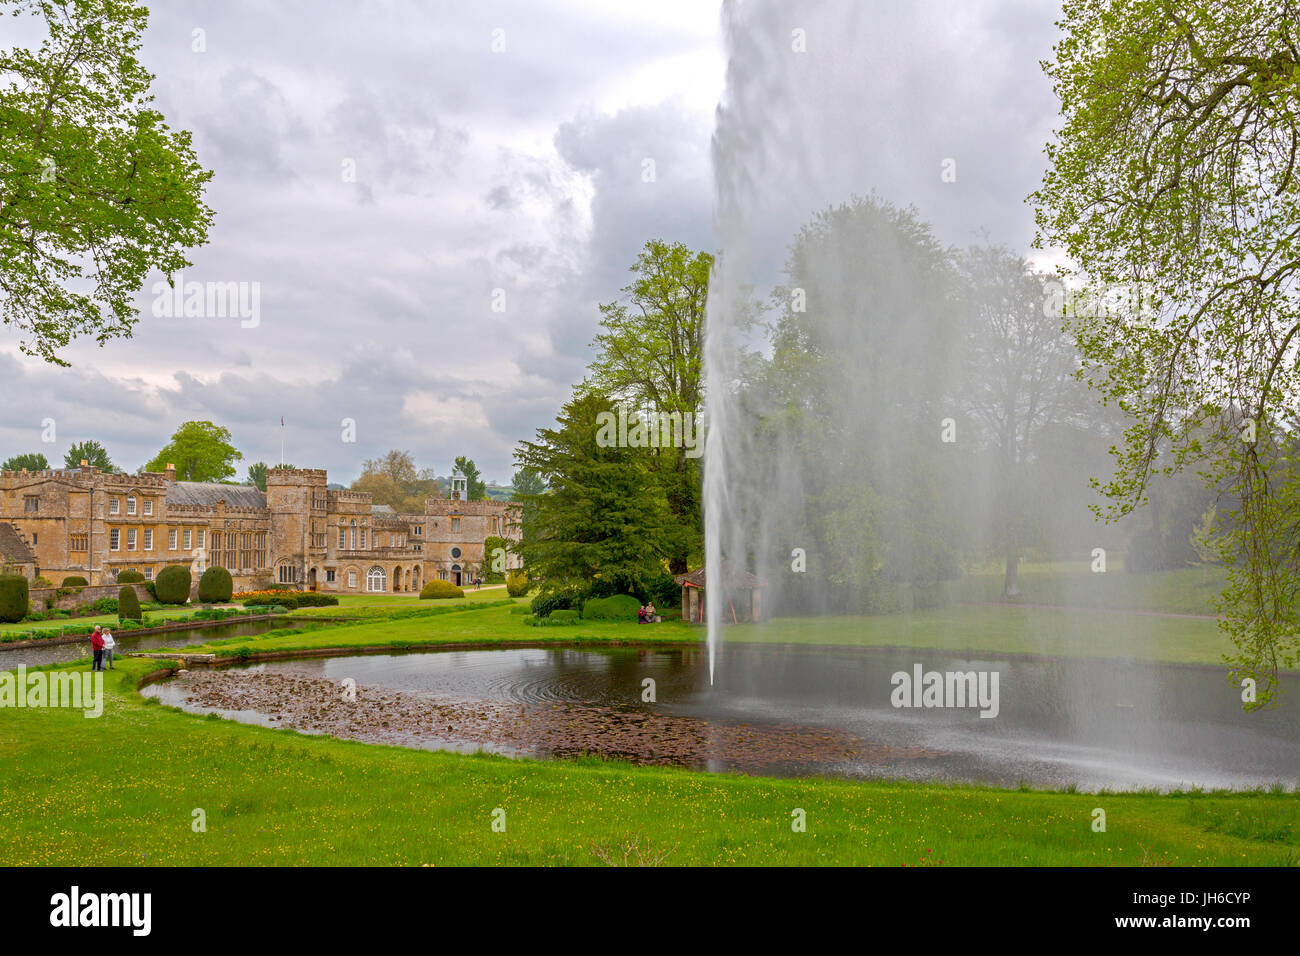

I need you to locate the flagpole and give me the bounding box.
[280,417,285,467]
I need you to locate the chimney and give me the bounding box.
[165,463,176,482]
[80,459,89,468]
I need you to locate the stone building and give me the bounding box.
[0,522,37,580]
[0,464,519,593]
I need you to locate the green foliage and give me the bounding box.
[117,585,141,622]
[1031,1,1300,704]
[515,391,672,597]
[247,461,269,491]
[349,450,440,512]
[64,441,115,472]
[506,570,529,597]
[483,536,509,578]
[1,453,48,471]
[548,609,579,625]
[453,456,486,500]
[581,594,641,620]
[0,0,214,365]
[145,421,241,482]
[153,566,191,605]
[419,580,465,600]
[60,576,88,587]
[197,566,233,603]
[0,574,29,623]
[530,587,584,618]
[115,570,144,584]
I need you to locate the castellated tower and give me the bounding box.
[264,467,327,584]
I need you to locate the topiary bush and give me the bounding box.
[419,580,465,599]
[154,566,192,605]
[530,587,584,618]
[548,609,580,625]
[116,570,145,584]
[0,574,29,623]
[506,570,529,597]
[61,575,89,587]
[197,566,233,603]
[117,585,142,622]
[294,593,338,607]
[244,595,298,609]
[581,593,641,620]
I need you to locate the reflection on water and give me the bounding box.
[146,643,1300,791]
[0,618,300,668]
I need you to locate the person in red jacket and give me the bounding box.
[90,625,105,672]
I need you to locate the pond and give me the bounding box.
[0,617,302,668]
[142,643,1300,791]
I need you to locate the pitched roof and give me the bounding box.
[165,482,267,509]
[0,522,36,565]
[673,561,763,589]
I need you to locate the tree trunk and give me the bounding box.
[1003,547,1020,598]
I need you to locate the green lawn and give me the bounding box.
[0,605,216,639]
[0,654,1292,866]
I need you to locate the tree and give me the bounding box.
[145,421,241,482]
[1032,0,1300,704]
[1,452,48,471]
[514,391,671,595]
[247,461,268,491]
[0,0,214,365]
[453,456,485,500]
[959,244,1088,597]
[64,440,114,471]
[350,450,439,512]
[582,239,714,573]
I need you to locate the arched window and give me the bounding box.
[366,566,386,592]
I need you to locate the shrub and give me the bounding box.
[197,566,234,603]
[419,580,465,600]
[0,575,29,623]
[61,575,89,587]
[582,594,641,621]
[244,595,298,609]
[154,566,192,605]
[143,580,156,599]
[295,593,338,607]
[548,609,579,625]
[118,586,142,622]
[530,587,584,618]
[32,575,52,588]
[506,570,529,597]
[116,570,145,584]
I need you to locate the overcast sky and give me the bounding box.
[2,0,1064,485]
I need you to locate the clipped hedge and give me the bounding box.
[154,566,191,605]
[549,609,579,624]
[419,580,465,600]
[239,593,338,610]
[116,570,145,584]
[581,593,641,620]
[197,566,233,603]
[506,570,529,597]
[61,575,89,587]
[118,586,142,622]
[0,574,29,623]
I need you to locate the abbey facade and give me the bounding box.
[0,464,519,594]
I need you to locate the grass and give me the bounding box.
[0,605,219,639]
[0,655,1294,866]
[2,564,1292,867]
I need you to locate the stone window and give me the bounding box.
[144,566,153,580]
[109,498,119,515]
[144,499,153,516]
[144,530,153,551]
[347,569,357,589]
[451,547,462,559]
[360,529,367,548]
[196,529,205,548]
[127,529,137,550]
[413,525,423,536]
[127,496,136,516]
[450,517,461,532]
[169,529,178,550]
[366,566,386,592]
[326,568,336,583]
[23,495,38,513]
[110,529,120,551]
[184,529,192,550]
[70,534,88,552]
[338,528,345,548]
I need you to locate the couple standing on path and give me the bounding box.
[90,625,115,671]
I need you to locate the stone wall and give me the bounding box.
[28,582,152,611]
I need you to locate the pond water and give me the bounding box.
[143,643,1300,791]
[0,618,301,668]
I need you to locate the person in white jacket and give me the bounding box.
[102,630,116,670]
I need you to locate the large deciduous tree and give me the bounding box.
[583,239,712,573]
[64,439,114,471]
[0,0,214,364]
[145,421,241,482]
[1032,0,1300,704]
